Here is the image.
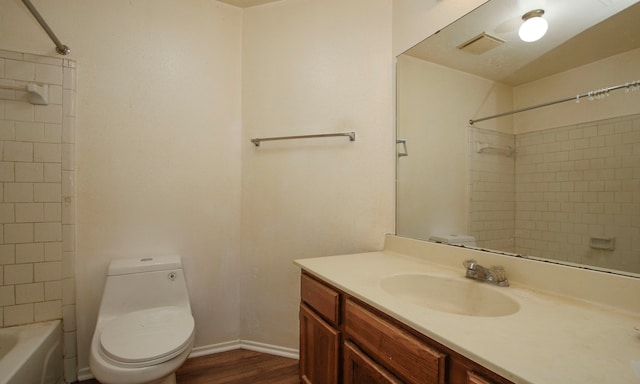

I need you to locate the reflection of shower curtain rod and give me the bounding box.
[22,0,70,55]
[469,80,640,125]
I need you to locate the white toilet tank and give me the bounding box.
[97,255,192,321]
[429,234,477,247]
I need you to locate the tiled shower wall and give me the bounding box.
[468,127,516,252]
[0,49,77,381]
[469,114,640,274]
[514,113,640,274]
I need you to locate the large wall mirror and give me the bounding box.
[396,0,640,277]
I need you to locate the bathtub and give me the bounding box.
[0,321,64,384]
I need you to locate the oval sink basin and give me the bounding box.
[380,274,520,317]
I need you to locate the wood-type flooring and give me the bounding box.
[77,349,299,384]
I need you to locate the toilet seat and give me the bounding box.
[99,306,194,368]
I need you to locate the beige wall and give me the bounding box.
[240,0,394,350]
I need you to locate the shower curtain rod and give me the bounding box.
[21,0,70,55]
[469,79,640,125]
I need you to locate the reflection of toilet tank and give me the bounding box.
[429,234,477,247]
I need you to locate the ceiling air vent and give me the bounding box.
[457,33,505,54]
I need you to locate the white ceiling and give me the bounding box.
[217,0,281,8]
[404,0,640,86]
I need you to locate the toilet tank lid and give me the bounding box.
[108,255,183,276]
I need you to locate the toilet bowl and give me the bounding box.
[89,256,195,384]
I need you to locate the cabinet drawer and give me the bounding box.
[344,299,446,384]
[301,273,340,325]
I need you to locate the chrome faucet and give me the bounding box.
[463,259,509,287]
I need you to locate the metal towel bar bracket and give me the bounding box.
[250,132,356,147]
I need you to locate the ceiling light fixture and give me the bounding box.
[518,9,548,42]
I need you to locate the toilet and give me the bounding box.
[89,255,195,384]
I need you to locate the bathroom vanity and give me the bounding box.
[295,235,640,384]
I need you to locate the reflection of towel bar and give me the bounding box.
[476,142,514,157]
[250,132,355,147]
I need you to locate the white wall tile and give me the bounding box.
[0,204,14,223]
[0,245,15,265]
[15,162,43,182]
[62,251,74,278]
[34,183,61,202]
[62,144,74,170]
[44,124,62,143]
[35,63,63,85]
[34,261,61,282]
[45,242,62,262]
[15,203,43,222]
[63,89,76,117]
[62,277,74,305]
[63,67,76,90]
[4,223,33,243]
[44,163,61,183]
[0,285,14,306]
[64,330,77,357]
[15,283,44,304]
[62,304,76,331]
[0,162,14,182]
[4,303,34,326]
[4,101,34,122]
[4,141,33,161]
[23,54,62,67]
[48,85,63,106]
[34,222,62,242]
[4,183,33,202]
[0,120,15,140]
[34,104,63,124]
[62,197,75,224]
[16,242,44,263]
[44,203,62,222]
[62,116,75,144]
[63,224,75,252]
[45,281,62,301]
[5,60,35,81]
[35,300,61,322]
[34,143,61,162]
[15,121,44,142]
[4,263,33,284]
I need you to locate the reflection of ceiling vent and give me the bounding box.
[457,33,505,54]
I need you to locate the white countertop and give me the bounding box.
[294,237,640,384]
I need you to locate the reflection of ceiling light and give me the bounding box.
[519,9,548,42]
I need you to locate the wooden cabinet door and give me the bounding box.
[467,371,498,384]
[344,341,403,384]
[300,303,340,384]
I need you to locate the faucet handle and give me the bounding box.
[489,265,509,286]
[463,259,478,268]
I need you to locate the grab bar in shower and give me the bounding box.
[250,132,356,147]
[22,0,70,55]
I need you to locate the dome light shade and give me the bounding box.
[519,9,548,42]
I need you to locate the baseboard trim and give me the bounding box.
[77,340,299,381]
[239,340,299,360]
